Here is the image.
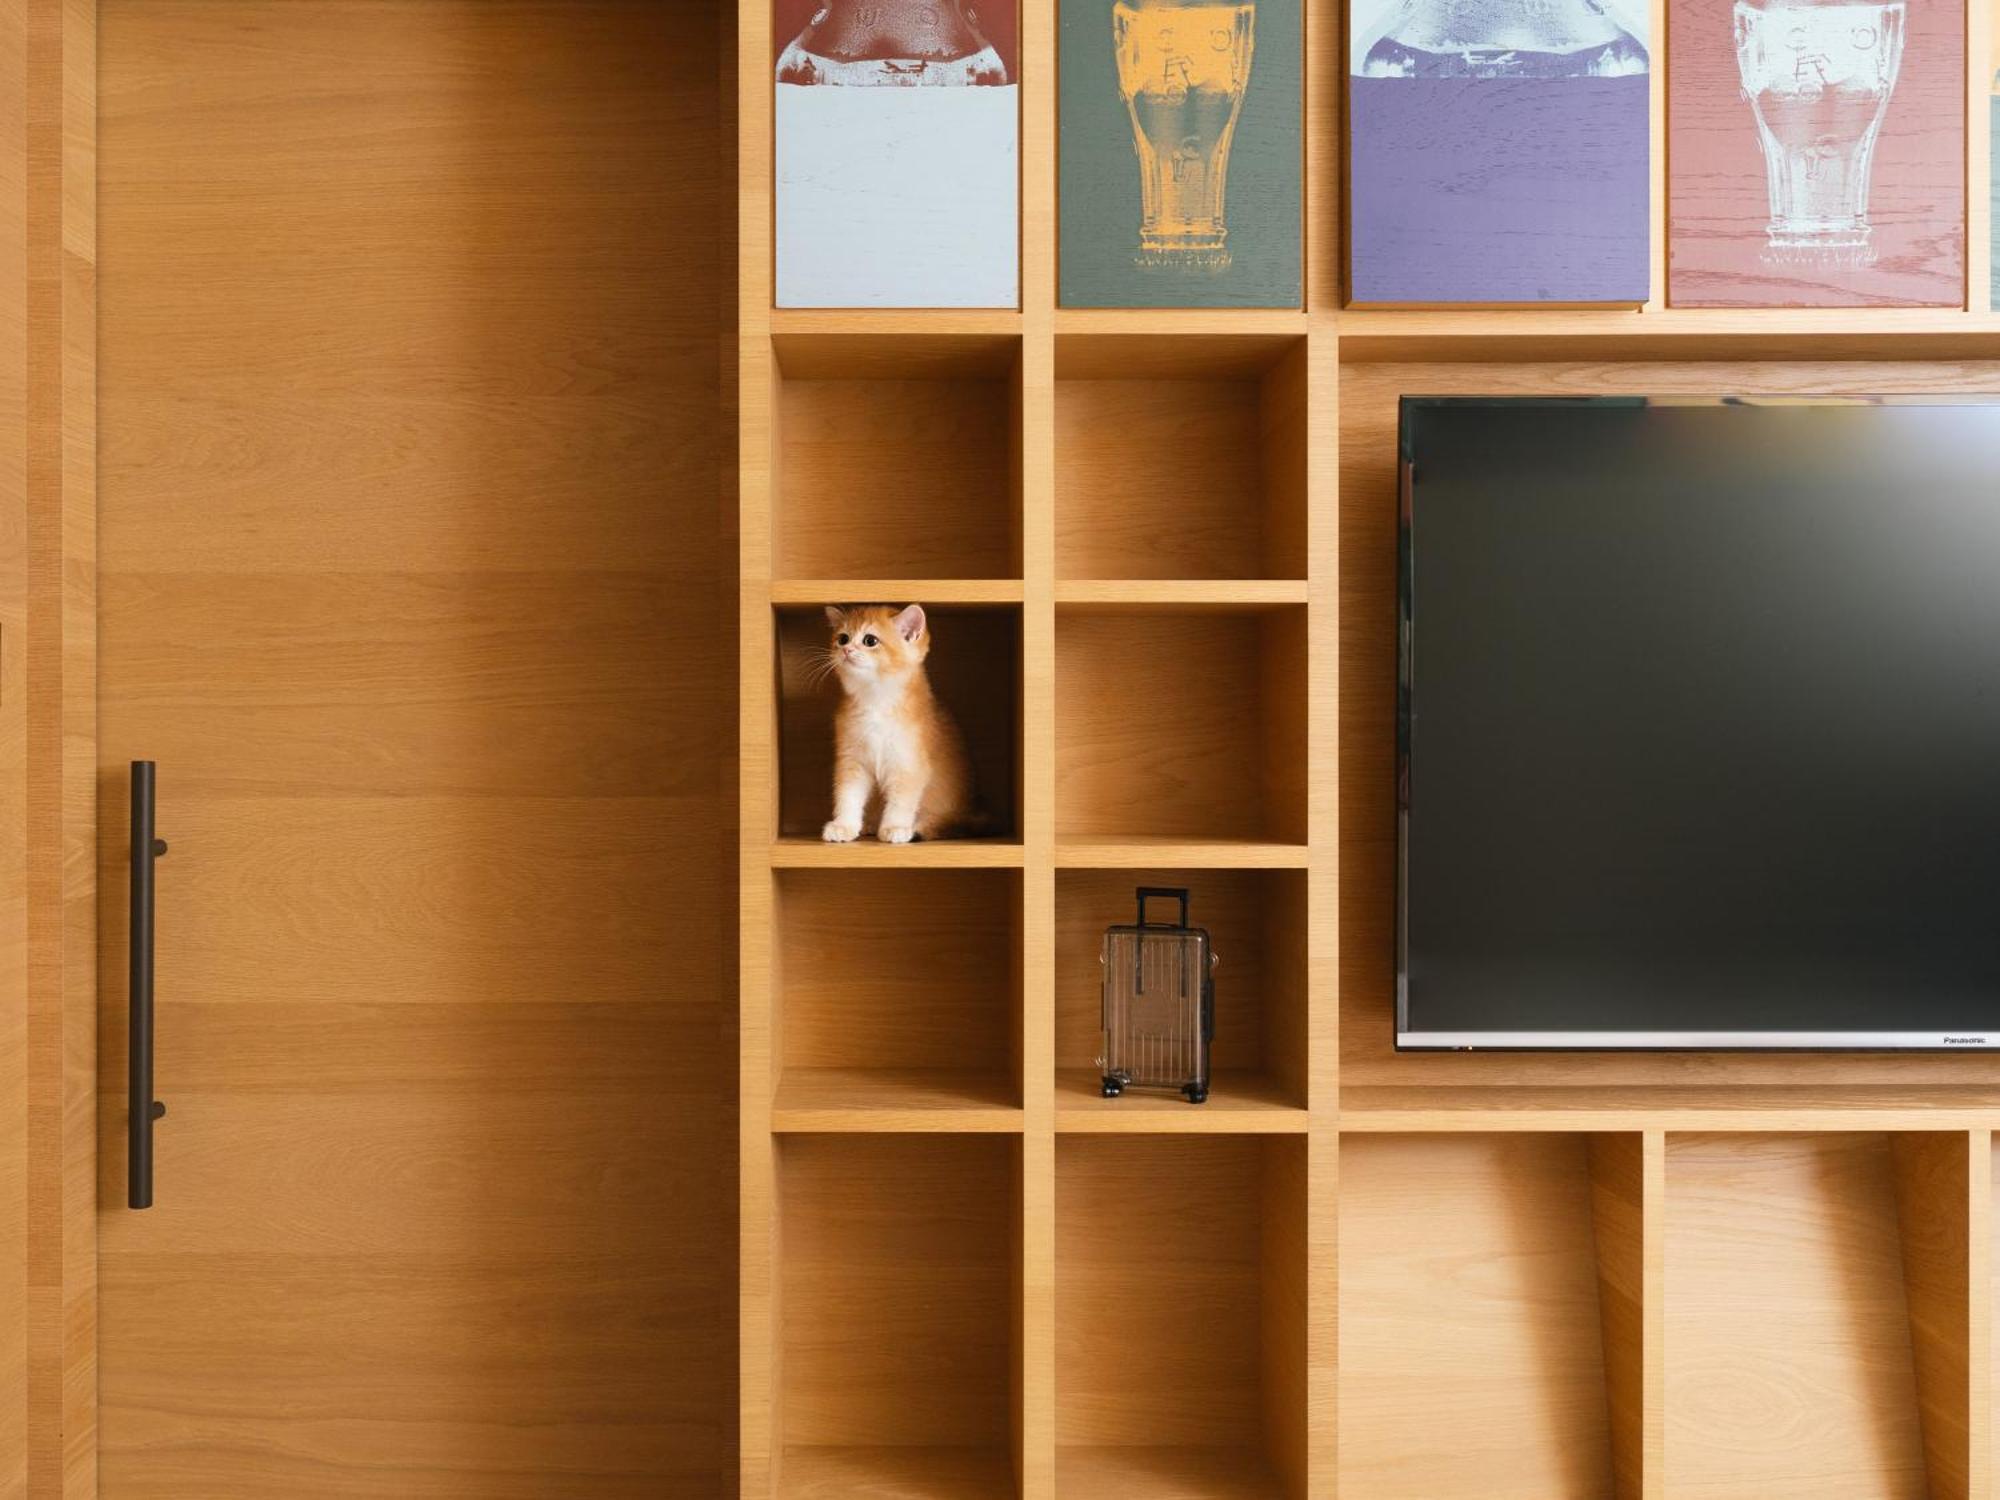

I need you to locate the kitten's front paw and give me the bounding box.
[822,819,861,843]
[877,823,915,845]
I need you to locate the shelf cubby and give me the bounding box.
[774,333,1022,581]
[1055,1134,1307,1499]
[1664,1132,1972,1500]
[1053,334,1307,583]
[774,603,1021,844]
[778,1134,1022,1499]
[773,866,1022,1124]
[1055,603,1305,848]
[1338,1133,1643,1500]
[1053,867,1307,1126]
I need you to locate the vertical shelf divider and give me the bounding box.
[1020,0,1057,1490]
[1303,328,1337,1498]
[737,0,775,1494]
[1307,0,1342,1478]
[1642,1130,1667,1500]
[1971,1127,1994,1500]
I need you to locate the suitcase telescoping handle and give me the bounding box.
[1135,886,1190,929]
[1133,887,1192,998]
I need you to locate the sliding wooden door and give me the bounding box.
[88,2,731,1493]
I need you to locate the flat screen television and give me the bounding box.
[1397,396,2000,1050]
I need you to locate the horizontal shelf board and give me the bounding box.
[773,1069,1022,1133]
[771,325,1021,381]
[1054,838,1309,869]
[1339,1083,2000,1131]
[1055,579,1307,611]
[1336,308,2000,363]
[774,579,1024,605]
[780,1444,1016,1500]
[1055,1445,1286,1499]
[1055,308,1309,340]
[770,308,1023,339]
[1056,1069,1307,1132]
[771,837,1025,869]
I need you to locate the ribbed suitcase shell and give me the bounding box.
[1098,888,1216,1104]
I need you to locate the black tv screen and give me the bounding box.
[1397,397,2000,1050]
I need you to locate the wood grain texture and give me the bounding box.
[1590,1133,1648,1500]
[1019,0,1058,1477]
[778,366,1021,579]
[772,1068,1023,1131]
[739,0,779,1484]
[1972,1130,1992,1500]
[23,0,96,1489]
[1055,606,1306,843]
[93,4,729,1496]
[779,1135,1016,1448]
[1889,1132,1973,1500]
[1340,358,2000,1101]
[778,1446,1017,1500]
[1260,1119,1307,1497]
[1665,1133,1929,1500]
[1055,1134,1304,1475]
[776,867,1020,1091]
[1054,1446,1284,1498]
[1053,371,1306,580]
[0,0,26,1491]
[1668,0,1965,306]
[1338,1133,1618,1500]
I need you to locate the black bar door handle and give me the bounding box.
[129,761,168,1210]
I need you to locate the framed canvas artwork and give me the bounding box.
[1345,0,1652,306]
[1668,0,1964,307]
[774,0,1020,308]
[1058,0,1303,307]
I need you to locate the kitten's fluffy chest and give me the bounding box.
[841,678,926,777]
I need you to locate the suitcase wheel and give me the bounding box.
[1182,1084,1208,1105]
[1100,1076,1124,1098]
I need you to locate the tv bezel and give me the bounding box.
[1394,394,2000,1053]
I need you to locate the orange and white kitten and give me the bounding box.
[820,603,980,844]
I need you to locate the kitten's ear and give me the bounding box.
[893,604,927,643]
[823,606,845,629]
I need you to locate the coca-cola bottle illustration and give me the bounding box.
[1355,0,1647,78]
[1734,0,1904,263]
[778,0,1012,85]
[775,0,1020,306]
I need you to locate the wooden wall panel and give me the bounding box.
[0,0,26,1492]
[22,0,95,1491]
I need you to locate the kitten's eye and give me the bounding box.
[835,633,849,645]
[863,634,879,648]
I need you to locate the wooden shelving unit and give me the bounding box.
[739,0,2000,1495]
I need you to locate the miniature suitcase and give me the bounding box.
[1099,887,1217,1104]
